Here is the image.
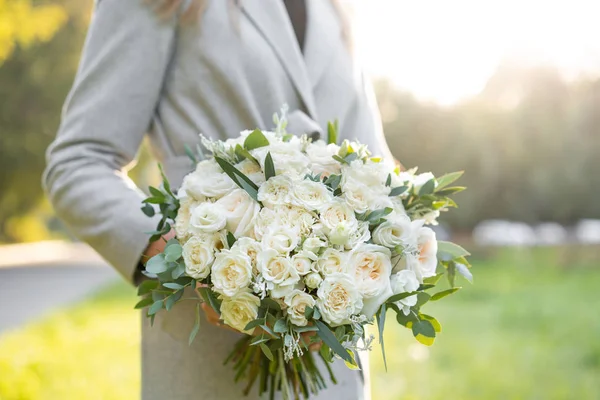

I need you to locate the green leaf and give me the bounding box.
[148,300,163,316]
[385,174,392,187]
[165,289,183,311]
[198,287,221,315]
[366,207,393,223]
[376,303,387,371]
[344,349,361,371]
[437,241,471,261]
[141,203,155,217]
[171,263,186,280]
[416,292,431,308]
[145,254,168,274]
[423,273,445,286]
[386,291,418,303]
[396,309,419,327]
[250,334,270,346]
[435,186,467,196]
[234,144,259,164]
[184,144,198,164]
[259,343,274,361]
[411,319,436,346]
[164,243,183,262]
[418,284,435,291]
[332,155,346,164]
[137,279,159,296]
[344,152,358,163]
[314,320,354,364]
[134,297,153,309]
[419,179,437,196]
[389,186,408,197]
[420,314,442,333]
[264,152,276,180]
[327,120,338,144]
[324,174,342,190]
[260,324,277,337]
[430,287,461,301]
[244,318,265,332]
[294,325,319,333]
[214,156,260,203]
[304,306,314,319]
[435,171,464,190]
[244,129,270,150]
[447,261,457,287]
[226,231,236,248]
[163,282,184,290]
[312,307,321,320]
[158,164,173,196]
[261,298,282,312]
[273,319,287,333]
[189,303,201,345]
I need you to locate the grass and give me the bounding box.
[1,247,599,399]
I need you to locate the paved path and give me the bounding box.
[0,242,120,334]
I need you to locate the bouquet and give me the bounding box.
[136,112,472,399]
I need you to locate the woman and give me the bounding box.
[44,0,394,398]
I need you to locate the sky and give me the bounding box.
[353,0,600,105]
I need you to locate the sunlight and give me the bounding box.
[353,0,600,105]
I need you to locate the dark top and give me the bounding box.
[283,0,307,52]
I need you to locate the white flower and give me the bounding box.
[304,272,323,289]
[291,251,317,275]
[390,270,419,315]
[174,195,199,241]
[261,225,301,254]
[292,180,334,211]
[306,141,341,177]
[257,249,300,297]
[316,273,363,326]
[215,189,260,238]
[396,225,438,282]
[302,235,328,254]
[284,289,316,326]
[315,248,348,275]
[189,203,227,234]
[220,289,261,333]
[235,159,265,186]
[182,236,215,279]
[372,213,414,249]
[254,141,310,176]
[349,244,393,319]
[275,205,317,237]
[230,237,262,273]
[319,200,359,241]
[257,175,294,208]
[341,160,390,197]
[182,160,237,199]
[211,248,253,297]
[345,221,371,251]
[341,180,372,213]
[413,172,436,193]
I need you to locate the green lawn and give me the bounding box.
[1,247,599,399]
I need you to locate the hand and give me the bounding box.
[142,229,176,262]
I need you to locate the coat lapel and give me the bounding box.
[241,0,318,121]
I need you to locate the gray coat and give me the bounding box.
[44,0,392,398]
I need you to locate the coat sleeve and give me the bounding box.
[43,0,177,283]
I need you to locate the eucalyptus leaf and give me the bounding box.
[435,171,464,190]
[137,279,159,296]
[146,254,168,274]
[386,291,418,303]
[134,297,153,309]
[438,241,471,261]
[244,318,265,332]
[164,243,183,262]
[419,179,437,196]
[411,319,436,346]
[273,319,287,333]
[260,343,274,361]
[184,144,198,164]
[141,203,155,217]
[419,314,442,333]
[314,320,353,364]
[148,300,163,316]
[376,303,388,371]
[430,287,461,301]
[234,144,259,164]
[189,303,201,345]
[264,152,276,180]
[456,263,473,283]
[163,282,184,290]
[389,186,408,197]
[244,129,270,150]
[226,232,236,248]
[423,272,445,286]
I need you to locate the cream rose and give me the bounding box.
[315,248,348,275]
[395,225,438,282]
[284,289,316,327]
[257,175,294,208]
[220,289,261,333]
[341,180,372,214]
[182,236,215,279]
[292,180,334,211]
[372,214,414,249]
[215,189,260,238]
[211,249,253,297]
[275,205,316,237]
[319,200,359,239]
[344,221,371,251]
[189,203,227,234]
[235,159,266,186]
[261,225,301,254]
[390,269,419,315]
[291,250,317,275]
[350,244,393,319]
[304,272,323,289]
[302,235,328,254]
[174,195,199,241]
[253,141,310,176]
[316,273,363,326]
[306,141,341,177]
[182,160,237,199]
[257,249,300,297]
[231,237,262,272]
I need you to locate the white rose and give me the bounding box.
[292,180,334,211]
[306,141,341,177]
[253,141,310,176]
[319,199,359,235]
[257,249,300,297]
[174,196,199,241]
[372,214,414,249]
[220,289,261,333]
[390,270,419,315]
[422,210,441,225]
[302,235,328,254]
[182,236,215,279]
[345,221,371,251]
[182,160,237,199]
[316,273,363,326]
[341,179,372,213]
[261,225,300,254]
[341,160,390,196]
[304,272,323,289]
[395,225,438,282]
[189,203,227,234]
[231,237,262,273]
[274,205,317,237]
[235,159,266,186]
[215,189,260,238]
[284,289,316,326]
[291,250,317,275]
[257,175,294,208]
[211,248,253,297]
[413,172,437,193]
[315,248,349,275]
[349,244,393,319]
[328,222,355,246]
[253,208,278,240]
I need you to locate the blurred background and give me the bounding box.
[1,1,599,399]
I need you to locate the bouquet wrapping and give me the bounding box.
[136,112,472,399]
